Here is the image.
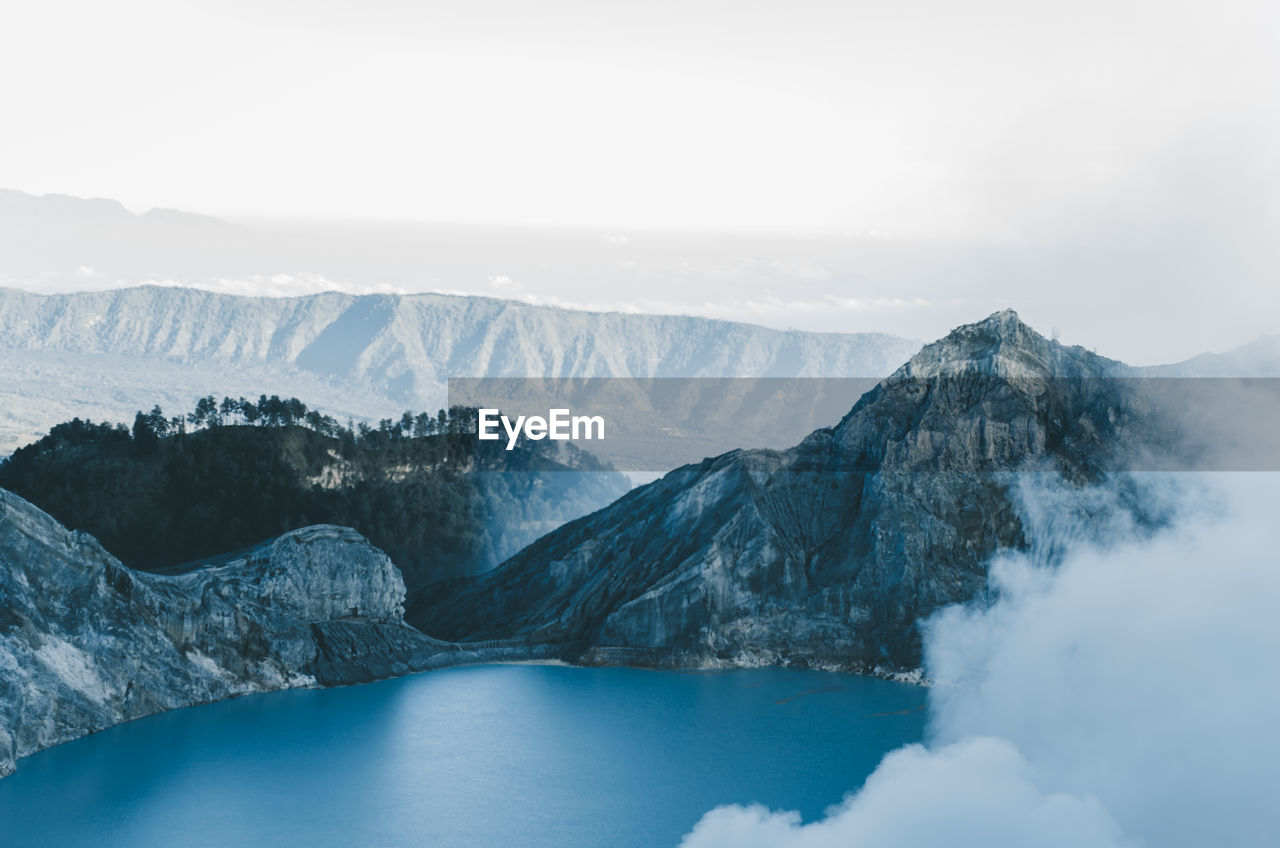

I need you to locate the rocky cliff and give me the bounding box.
[0,488,473,778]
[408,311,1150,671]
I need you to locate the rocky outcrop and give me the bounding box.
[408,311,1151,672]
[0,489,465,778]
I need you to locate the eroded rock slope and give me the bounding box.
[409,311,1147,671]
[0,488,462,777]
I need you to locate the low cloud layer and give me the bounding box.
[681,473,1280,847]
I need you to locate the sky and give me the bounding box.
[4,0,1277,234]
[2,0,1279,362]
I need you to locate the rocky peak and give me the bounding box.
[815,310,1134,475]
[892,309,1116,383]
[409,311,1147,672]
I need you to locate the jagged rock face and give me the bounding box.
[0,490,447,778]
[409,311,1136,671]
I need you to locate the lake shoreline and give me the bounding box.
[0,665,927,847]
[2,651,927,780]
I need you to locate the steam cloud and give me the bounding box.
[681,473,1280,847]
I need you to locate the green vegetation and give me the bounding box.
[0,396,622,590]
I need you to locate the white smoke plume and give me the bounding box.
[681,473,1280,847]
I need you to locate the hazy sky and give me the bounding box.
[3,1,1277,234]
[2,1,1278,363]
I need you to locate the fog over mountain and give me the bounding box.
[680,474,1280,848]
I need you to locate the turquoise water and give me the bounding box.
[0,665,926,847]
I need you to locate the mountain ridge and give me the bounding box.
[1138,332,1280,377]
[0,285,922,455]
[0,188,232,229]
[407,310,1144,670]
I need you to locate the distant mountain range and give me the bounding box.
[0,285,922,455]
[3,282,1274,460]
[0,188,242,283]
[0,187,227,231]
[1139,333,1280,377]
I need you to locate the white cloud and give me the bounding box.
[684,738,1133,848]
[487,274,521,292]
[449,286,935,332]
[155,274,407,298]
[826,296,931,311]
[615,256,835,283]
[681,473,1280,848]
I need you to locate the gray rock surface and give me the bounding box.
[409,311,1149,672]
[0,489,465,778]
